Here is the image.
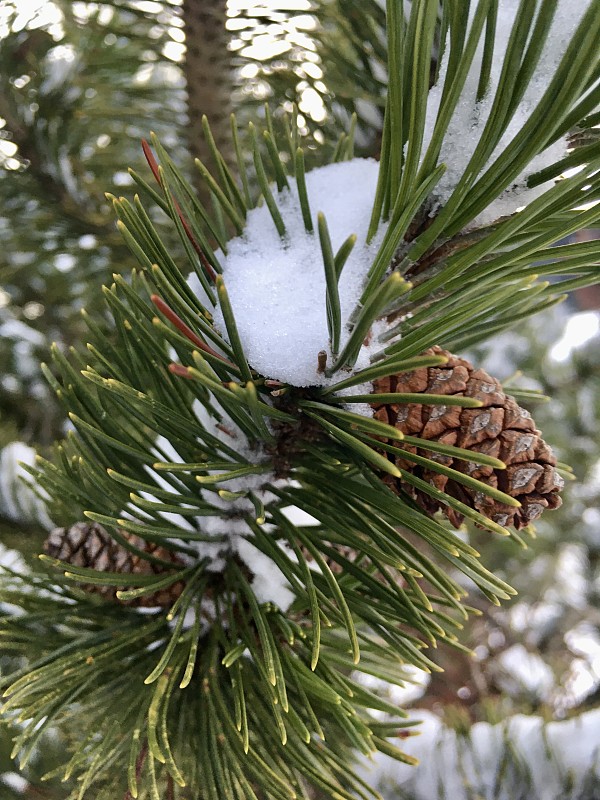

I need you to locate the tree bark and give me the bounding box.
[182,0,234,178]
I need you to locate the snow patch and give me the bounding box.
[0,442,53,529]
[421,0,594,226]
[495,643,555,702]
[135,404,295,611]
[362,708,600,800]
[0,542,28,575]
[216,158,385,386]
[234,536,295,610]
[1,772,29,794]
[550,311,600,363]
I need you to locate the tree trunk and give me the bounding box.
[182,0,234,179]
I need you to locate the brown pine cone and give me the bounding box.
[43,522,186,607]
[371,347,563,530]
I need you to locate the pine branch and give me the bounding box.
[0,89,109,236]
[2,2,600,797]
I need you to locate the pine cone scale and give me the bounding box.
[44,522,185,607]
[371,347,563,530]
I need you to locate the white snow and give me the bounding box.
[557,623,600,709]
[280,505,320,527]
[40,44,77,96]
[216,158,385,386]
[189,402,293,606]
[133,405,296,611]
[550,311,600,362]
[234,536,295,610]
[54,252,77,273]
[0,542,28,575]
[543,543,588,610]
[361,708,600,800]
[0,772,28,794]
[0,542,31,617]
[0,442,54,529]
[560,658,599,711]
[494,643,555,702]
[0,318,45,347]
[508,599,563,646]
[421,0,594,226]
[202,4,593,388]
[352,666,431,710]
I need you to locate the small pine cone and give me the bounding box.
[44,522,186,607]
[371,347,563,530]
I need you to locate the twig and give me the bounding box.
[123,742,148,800]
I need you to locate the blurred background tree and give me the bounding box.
[0,1,598,797]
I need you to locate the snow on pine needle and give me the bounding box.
[0,442,53,529]
[422,0,595,226]
[151,400,296,611]
[213,158,386,386]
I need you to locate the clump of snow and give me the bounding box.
[216,158,384,386]
[507,599,563,646]
[0,442,53,529]
[0,318,45,347]
[543,543,588,610]
[0,772,29,795]
[40,44,78,96]
[133,403,296,611]
[234,536,295,610]
[280,505,320,527]
[493,643,555,703]
[422,0,593,226]
[550,311,600,363]
[0,542,31,617]
[0,318,46,383]
[0,542,28,576]
[0,314,50,402]
[361,708,600,800]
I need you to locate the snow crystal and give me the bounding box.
[422,0,594,226]
[361,708,600,800]
[215,158,384,386]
